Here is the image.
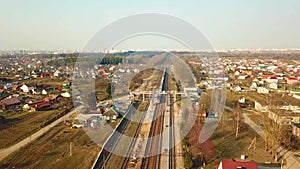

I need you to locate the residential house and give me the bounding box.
[38,72,53,78]
[54,70,61,77]
[1,98,22,111]
[250,82,258,89]
[216,159,258,169]
[238,75,247,80]
[258,80,264,87]
[269,82,278,90]
[254,101,268,112]
[233,85,242,93]
[267,110,300,125]
[252,78,259,83]
[20,84,29,93]
[0,91,9,100]
[292,123,300,138]
[239,96,246,103]
[257,87,269,94]
[287,77,298,85]
[61,92,70,98]
[234,71,240,77]
[12,84,19,91]
[27,99,51,111]
[72,118,83,128]
[262,75,278,84]
[4,83,12,90]
[103,107,119,121]
[42,89,47,95]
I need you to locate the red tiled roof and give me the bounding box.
[12,85,19,89]
[217,159,258,169]
[269,76,278,79]
[29,100,51,109]
[261,75,271,79]
[35,102,51,109]
[288,77,297,80]
[1,98,21,106]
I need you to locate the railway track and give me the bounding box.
[121,69,167,169]
[141,68,169,169]
[93,68,175,169]
[169,94,176,169]
[141,103,165,169]
[92,102,141,169]
[120,101,150,169]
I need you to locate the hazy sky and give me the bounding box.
[1,0,300,50]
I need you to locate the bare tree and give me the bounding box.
[233,103,242,139]
[261,94,287,161]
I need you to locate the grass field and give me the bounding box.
[0,124,100,169]
[129,68,155,91]
[129,68,164,91]
[198,111,275,169]
[24,77,69,86]
[226,89,300,107]
[0,109,66,149]
[191,91,275,168]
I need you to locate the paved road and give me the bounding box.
[225,106,300,169]
[0,106,83,161]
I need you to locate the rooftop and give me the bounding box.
[217,159,258,169]
[1,98,21,106]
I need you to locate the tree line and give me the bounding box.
[47,56,123,67]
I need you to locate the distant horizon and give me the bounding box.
[2,48,300,56]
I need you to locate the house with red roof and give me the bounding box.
[28,100,51,111]
[287,77,298,85]
[262,75,278,84]
[0,97,22,111]
[216,159,258,169]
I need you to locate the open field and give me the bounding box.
[199,111,275,169]
[212,111,273,161]
[24,77,69,86]
[129,68,155,91]
[95,78,111,101]
[194,92,275,168]
[0,124,100,169]
[0,109,66,149]
[129,68,164,91]
[203,88,300,108]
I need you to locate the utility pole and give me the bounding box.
[70,142,73,156]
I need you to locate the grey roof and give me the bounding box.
[294,123,300,128]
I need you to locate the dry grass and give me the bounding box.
[129,68,155,91]
[0,109,65,148]
[186,109,274,168]
[0,124,100,169]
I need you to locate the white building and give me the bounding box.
[20,84,29,93]
[257,87,269,94]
